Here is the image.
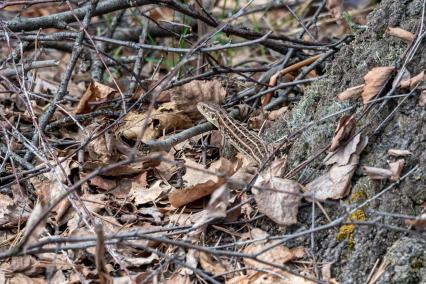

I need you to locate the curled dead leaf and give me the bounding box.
[387,149,412,157]
[168,80,226,120]
[362,67,394,105]
[306,158,357,201]
[330,115,356,152]
[168,158,236,208]
[253,177,302,226]
[243,241,305,269]
[405,213,426,230]
[362,166,393,180]
[337,84,365,101]
[388,159,405,181]
[419,90,426,107]
[326,0,343,19]
[363,159,404,181]
[386,27,415,43]
[307,134,368,201]
[116,102,193,142]
[75,81,116,114]
[399,70,424,90]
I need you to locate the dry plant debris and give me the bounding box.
[0,0,424,283]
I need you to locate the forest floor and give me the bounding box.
[0,0,425,283]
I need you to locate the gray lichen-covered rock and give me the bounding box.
[376,237,426,284]
[266,0,426,283]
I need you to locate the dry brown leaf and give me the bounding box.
[116,102,193,142]
[0,193,29,228]
[419,90,426,106]
[154,150,178,181]
[253,177,302,226]
[306,157,358,201]
[6,274,45,284]
[165,274,192,284]
[168,158,236,208]
[84,153,160,176]
[130,180,171,205]
[81,193,107,213]
[181,249,198,276]
[198,252,228,275]
[330,115,356,152]
[192,185,230,228]
[240,228,269,241]
[268,106,289,121]
[321,262,339,284]
[168,80,226,120]
[387,149,412,157]
[248,113,273,131]
[362,67,394,105]
[244,241,305,269]
[337,84,365,101]
[325,133,364,166]
[22,202,45,247]
[85,127,116,165]
[388,159,405,181]
[399,70,424,89]
[405,213,426,230]
[363,159,404,181]
[386,27,415,43]
[75,81,116,114]
[326,0,343,19]
[362,166,393,180]
[306,134,367,201]
[89,176,117,191]
[269,156,288,177]
[227,271,315,284]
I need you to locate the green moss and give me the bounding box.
[412,259,423,269]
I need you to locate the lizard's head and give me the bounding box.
[196,102,221,127]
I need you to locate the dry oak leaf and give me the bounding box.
[362,166,393,180]
[306,134,368,201]
[306,157,357,201]
[329,115,356,152]
[363,159,405,181]
[130,180,171,205]
[168,80,226,120]
[325,132,364,166]
[388,159,405,181]
[0,194,28,228]
[321,262,339,284]
[253,177,302,226]
[198,252,228,275]
[399,70,424,90]
[83,153,160,176]
[168,158,237,208]
[419,90,426,106]
[362,67,394,105]
[386,27,415,43]
[337,84,365,101]
[243,241,305,270]
[116,102,193,142]
[154,150,178,182]
[326,0,343,19]
[192,185,230,228]
[405,213,426,230]
[387,149,412,157]
[75,80,116,114]
[226,271,315,284]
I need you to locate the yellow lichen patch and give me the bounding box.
[350,209,367,221]
[337,209,367,249]
[350,190,367,202]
